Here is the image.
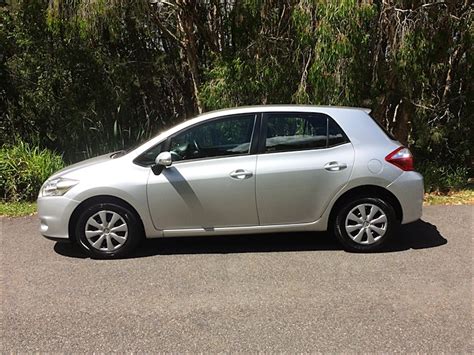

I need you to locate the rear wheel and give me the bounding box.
[334,197,397,252]
[75,202,142,258]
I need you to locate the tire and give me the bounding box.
[75,201,142,259]
[333,197,398,252]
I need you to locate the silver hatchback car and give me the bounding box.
[38,105,423,258]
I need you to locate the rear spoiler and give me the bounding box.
[360,108,372,114]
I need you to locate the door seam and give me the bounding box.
[254,154,261,225]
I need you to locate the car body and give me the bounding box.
[38,105,424,257]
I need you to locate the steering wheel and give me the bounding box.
[193,139,200,151]
[170,150,182,161]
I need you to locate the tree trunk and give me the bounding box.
[177,1,203,114]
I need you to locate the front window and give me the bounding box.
[169,114,256,162]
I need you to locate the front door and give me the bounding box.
[147,114,259,230]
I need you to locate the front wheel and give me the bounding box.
[75,202,142,258]
[333,197,398,252]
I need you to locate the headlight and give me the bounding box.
[40,177,79,197]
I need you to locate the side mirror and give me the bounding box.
[155,151,172,167]
[152,151,172,175]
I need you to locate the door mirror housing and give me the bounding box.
[155,151,172,167]
[152,151,172,175]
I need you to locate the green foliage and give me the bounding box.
[0,141,64,201]
[417,162,469,193]
[0,0,472,189]
[0,201,37,217]
[1,1,186,162]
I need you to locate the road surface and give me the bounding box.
[1,205,472,352]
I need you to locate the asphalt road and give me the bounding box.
[1,205,472,352]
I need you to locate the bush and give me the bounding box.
[0,141,64,201]
[417,161,469,193]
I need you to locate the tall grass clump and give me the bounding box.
[0,141,64,201]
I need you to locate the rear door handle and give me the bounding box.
[229,169,253,180]
[324,161,347,171]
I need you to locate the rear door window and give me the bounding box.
[263,112,349,153]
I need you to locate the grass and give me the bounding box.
[0,201,37,217]
[0,187,472,217]
[423,186,474,206]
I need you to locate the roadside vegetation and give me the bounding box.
[0,1,472,214]
[0,201,37,217]
[0,141,64,201]
[424,186,474,206]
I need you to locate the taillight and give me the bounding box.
[385,147,414,171]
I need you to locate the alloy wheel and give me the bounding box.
[85,210,128,251]
[344,203,388,245]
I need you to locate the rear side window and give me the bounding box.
[264,113,349,153]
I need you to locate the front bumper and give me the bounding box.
[37,196,80,240]
[387,171,424,224]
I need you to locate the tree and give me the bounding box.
[0,0,471,173]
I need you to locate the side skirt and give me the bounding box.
[160,219,327,238]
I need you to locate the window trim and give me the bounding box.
[327,115,350,147]
[259,112,350,154]
[134,113,261,166]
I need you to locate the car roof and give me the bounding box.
[198,105,372,118]
[185,105,371,128]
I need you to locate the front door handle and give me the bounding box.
[229,169,253,180]
[324,161,347,171]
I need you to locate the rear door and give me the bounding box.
[256,112,354,225]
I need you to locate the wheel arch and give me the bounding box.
[328,185,403,228]
[68,195,145,242]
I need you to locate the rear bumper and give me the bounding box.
[387,171,424,224]
[37,196,80,240]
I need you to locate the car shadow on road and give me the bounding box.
[54,219,447,259]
